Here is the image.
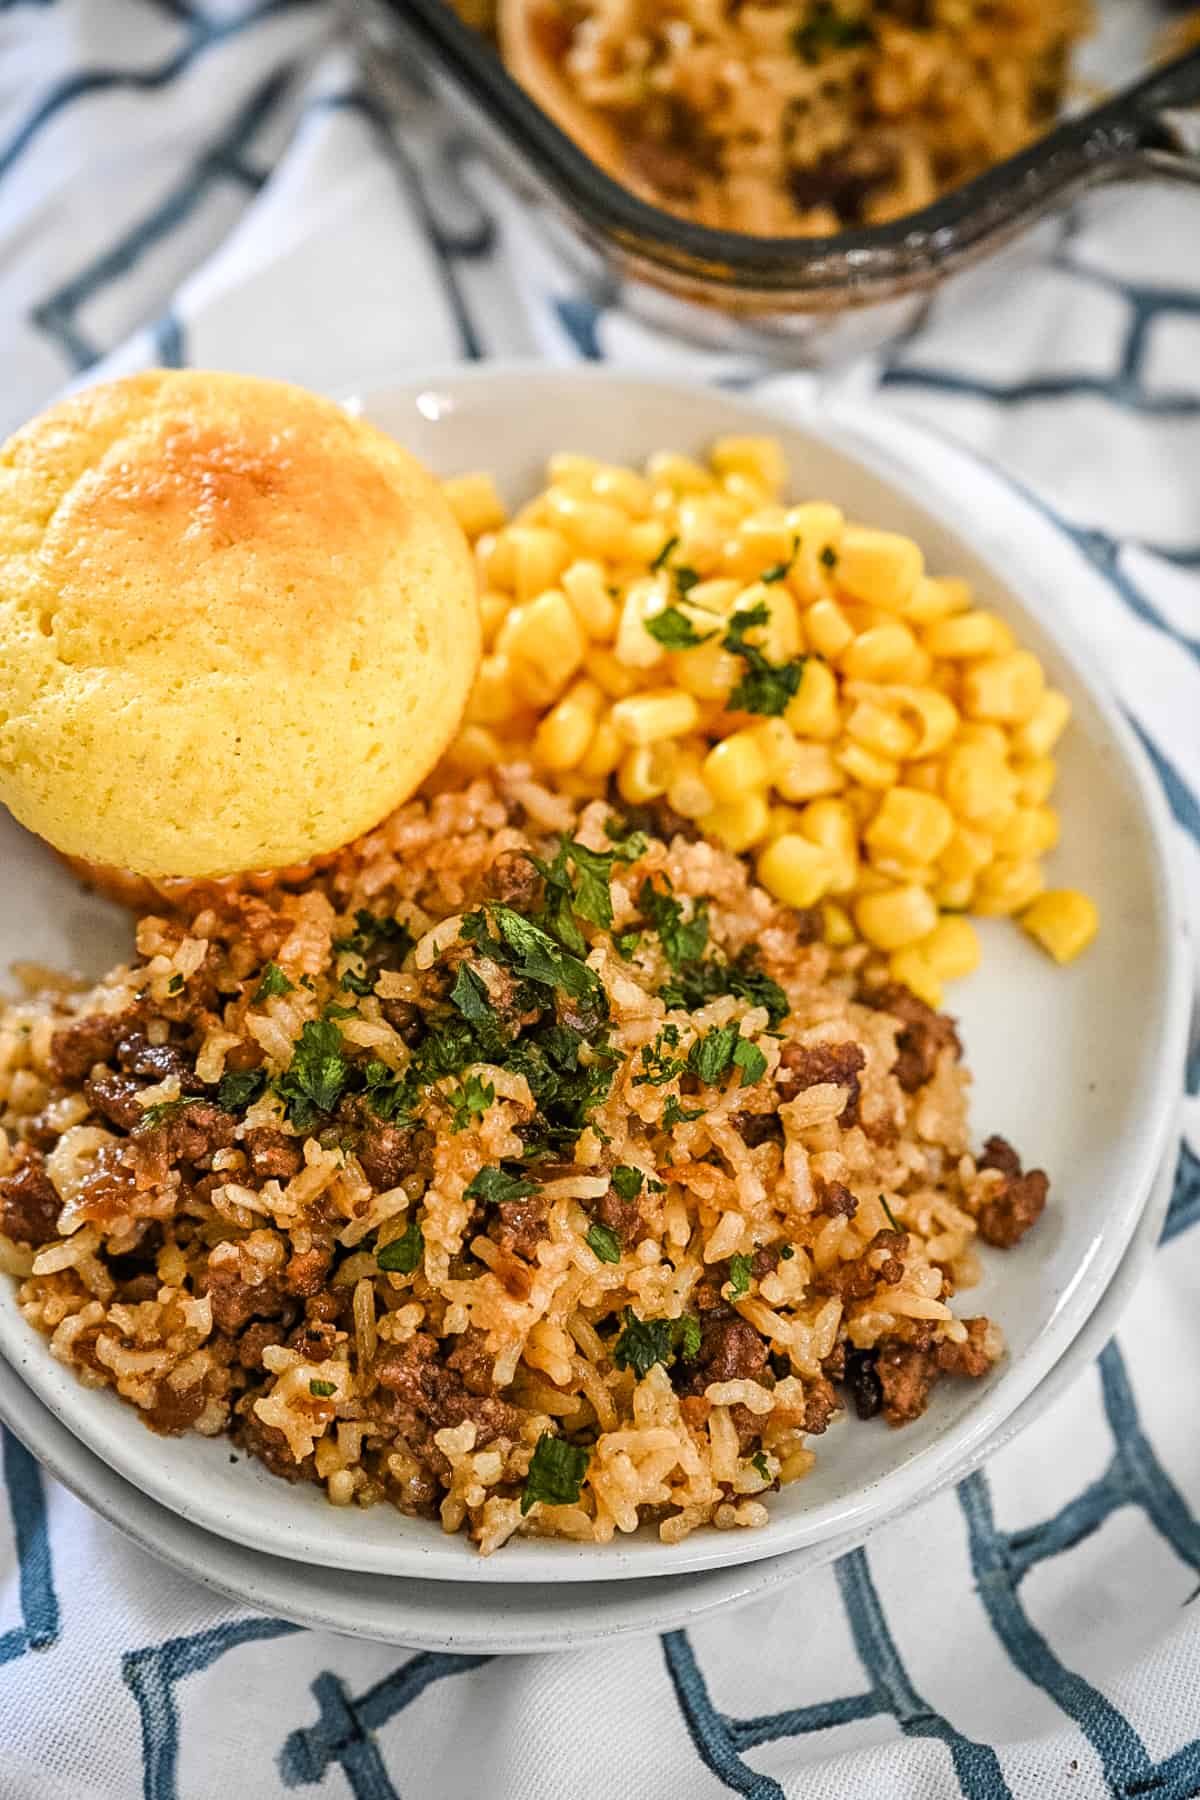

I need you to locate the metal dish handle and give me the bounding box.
[1128,47,1200,185]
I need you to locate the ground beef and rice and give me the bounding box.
[0,771,1046,1552]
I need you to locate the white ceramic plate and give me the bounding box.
[0,1128,1175,1654]
[0,369,1187,1584]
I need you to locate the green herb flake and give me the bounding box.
[138,1096,201,1130]
[687,1023,740,1086]
[791,2,875,64]
[611,1165,645,1202]
[586,1222,622,1264]
[309,1379,336,1398]
[450,961,494,1026]
[674,566,701,597]
[464,1165,537,1205]
[340,964,375,997]
[644,605,713,651]
[663,1095,703,1128]
[521,1432,591,1514]
[605,817,650,861]
[752,1452,770,1480]
[612,1308,700,1380]
[820,544,839,570]
[732,1038,769,1087]
[166,973,184,996]
[333,910,414,963]
[638,878,709,972]
[494,905,601,1003]
[723,603,806,718]
[780,1244,795,1261]
[323,1002,359,1020]
[759,536,800,584]
[254,962,295,1001]
[649,533,679,573]
[216,1068,267,1113]
[377,1217,424,1274]
[660,948,788,1029]
[449,1072,496,1133]
[879,1195,901,1232]
[614,930,641,962]
[273,1018,350,1129]
[726,1252,754,1302]
[634,1024,687,1087]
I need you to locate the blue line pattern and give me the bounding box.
[0,3,1197,1796]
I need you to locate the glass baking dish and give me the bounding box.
[349,0,1200,356]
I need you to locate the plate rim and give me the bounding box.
[0,364,1189,1585]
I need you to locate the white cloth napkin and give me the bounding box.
[2,6,1199,1797]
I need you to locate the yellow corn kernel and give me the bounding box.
[1021,890,1099,963]
[562,561,619,641]
[852,863,893,896]
[443,724,505,777]
[578,717,624,779]
[584,646,641,700]
[611,688,701,746]
[837,742,899,790]
[704,793,772,853]
[845,699,918,762]
[902,575,971,625]
[478,592,510,650]
[703,731,771,803]
[441,472,507,539]
[546,452,599,487]
[629,520,675,564]
[617,741,677,804]
[869,856,936,888]
[920,915,981,980]
[922,612,1009,659]
[720,471,771,512]
[757,834,834,908]
[887,947,943,1010]
[836,527,924,611]
[805,598,855,661]
[675,500,729,573]
[476,530,513,591]
[711,435,788,495]
[942,743,1016,821]
[733,582,801,663]
[615,580,669,669]
[939,823,994,881]
[840,623,920,683]
[855,685,956,759]
[1012,689,1071,757]
[865,787,954,866]
[505,588,586,689]
[821,901,856,946]
[973,858,1046,917]
[933,876,975,911]
[671,637,740,702]
[903,760,942,794]
[892,645,935,686]
[725,513,796,579]
[591,465,653,515]
[1013,755,1057,807]
[645,451,714,495]
[742,717,794,780]
[786,502,845,595]
[955,721,1009,757]
[785,657,840,740]
[773,743,846,802]
[667,746,715,820]
[765,803,805,840]
[991,805,1060,858]
[855,884,939,951]
[466,652,521,726]
[505,526,570,604]
[961,650,1045,724]
[682,577,741,617]
[533,679,603,771]
[800,797,858,893]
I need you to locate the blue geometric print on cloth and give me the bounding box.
[0,1429,59,1671]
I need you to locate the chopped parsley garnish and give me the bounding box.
[586,1222,622,1264]
[274,1018,351,1129]
[660,947,788,1028]
[650,534,679,573]
[614,930,641,961]
[605,817,649,861]
[663,1095,703,1128]
[448,1072,495,1132]
[528,834,628,951]
[612,1308,701,1380]
[724,603,806,717]
[638,878,709,971]
[521,1432,590,1514]
[780,1244,795,1261]
[309,1380,335,1398]
[644,605,713,651]
[254,962,294,1002]
[733,1039,768,1087]
[648,535,701,599]
[333,910,414,962]
[490,905,601,1004]
[216,1068,266,1113]
[450,961,494,1027]
[634,1024,686,1087]
[752,1452,770,1480]
[323,1001,359,1020]
[674,566,701,597]
[880,1195,901,1232]
[166,973,184,996]
[820,543,839,570]
[726,1253,753,1301]
[464,1165,537,1205]
[377,1217,424,1273]
[340,966,375,997]
[760,536,800,584]
[611,1165,645,1202]
[791,2,875,64]
[360,1058,414,1126]
[687,1023,740,1086]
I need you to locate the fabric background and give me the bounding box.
[1,4,1198,1796]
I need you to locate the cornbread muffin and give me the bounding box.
[0,370,480,877]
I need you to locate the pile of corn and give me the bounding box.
[437,437,1098,1007]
